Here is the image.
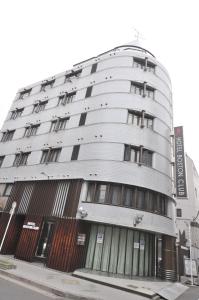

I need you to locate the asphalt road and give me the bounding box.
[0,276,66,300]
[176,286,199,300]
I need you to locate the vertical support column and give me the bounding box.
[161,235,177,281]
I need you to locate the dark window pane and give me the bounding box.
[91,63,98,74]
[79,113,87,126]
[85,86,93,98]
[0,156,5,167]
[137,190,146,210]
[142,149,152,167]
[96,184,107,203]
[124,145,131,161]
[176,208,182,217]
[71,145,80,160]
[110,185,121,205]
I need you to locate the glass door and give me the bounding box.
[36,220,55,259]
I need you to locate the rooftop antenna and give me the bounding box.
[132,27,145,44]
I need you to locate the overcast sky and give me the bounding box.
[0,0,198,169]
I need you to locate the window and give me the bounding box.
[123,187,136,207]
[40,79,55,92]
[128,110,153,129]
[3,184,13,196]
[176,208,182,217]
[85,182,168,217]
[24,124,40,137]
[50,117,69,132]
[143,117,153,129]
[124,145,153,167]
[10,108,24,120]
[96,184,107,204]
[124,145,140,163]
[40,148,61,164]
[131,82,155,99]
[13,152,30,166]
[79,113,87,126]
[131,82,144,96]
[91,63,98,74]
[133,57,145,70]
[142,149,153,167]
[109,185,121,205]
[33,101,48,113]
[57,92,76,105]
[128,111,141,126]
[18,88,32,99]
[133,57,156,73]
[71,145,80,160]
[137,189,146,210]
[85,86,93,98]
[1,130,15,142]
[65,69,82,82]
[0,156,5,167]
[145,86,155,99]
[147,61,156,73]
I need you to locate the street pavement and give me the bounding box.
[176,286,199,300]
[0,277,65,300]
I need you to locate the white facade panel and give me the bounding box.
[77,202,176,237]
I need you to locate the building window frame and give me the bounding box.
[33,100,48,113]
[65,69,82,82]
[10,108,24,120]
[13,152,30,167]
[40,79,55,92]
[3,184,13,197]
[128,110,154,129]
[131,81,155,99]
[57,92,76,106]
[85,181,168,217]
[18,88,32,100]
[133,57,156,73]
[124,144,153,167]
[24,124,40,137]
[40,148,61,164]
[1,130,15,142]
[50,117,69,132]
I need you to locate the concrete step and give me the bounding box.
[0,260,16,270]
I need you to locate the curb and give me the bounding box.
[0,269,98,300]
[73,273,159,300]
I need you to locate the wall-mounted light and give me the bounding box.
[78,206,88,219]
[133,214,144,227]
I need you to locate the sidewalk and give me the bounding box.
[0,255,188,300]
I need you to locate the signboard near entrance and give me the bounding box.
[184,258,197,276]
[77,233,86,245]
[96,233,104,244]
[23,222,39,230]
[174,126,187,198]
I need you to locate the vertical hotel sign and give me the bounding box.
[174,126,187,198]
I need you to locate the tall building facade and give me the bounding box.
[0,44,176,280]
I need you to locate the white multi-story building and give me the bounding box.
[0,43,176,280]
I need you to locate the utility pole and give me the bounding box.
[0,202,17,252]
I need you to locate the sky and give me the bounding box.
[0,0,199,169]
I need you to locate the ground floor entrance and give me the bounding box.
[85,224,160,277]
[35,220,55,260]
